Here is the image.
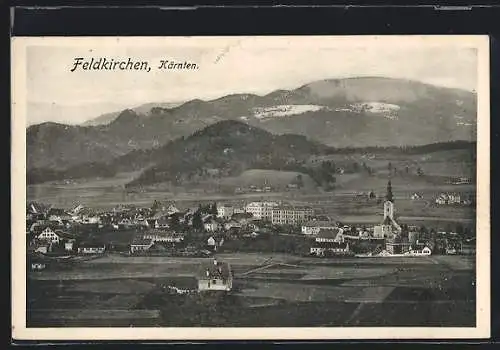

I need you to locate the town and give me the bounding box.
[27,180,476,289]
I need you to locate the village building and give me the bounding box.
[130,237,154,253]
[315,228,344,243]
[204,219,220,232]
[78,243,106,254]
[245,201,279,220]
[197,258,233,292]
[301,221,338,235]
[224,219,243,231]
[217,204,234,219]
[28,256,47,271]
[373,180,401,239]
[207,236,216,248]
[310,242,350,256]
[271,205,314,226]
[142,229,184,243]
[409,245,432,255]
[36,227,62,243]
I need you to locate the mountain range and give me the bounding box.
[27,77,477,172]
[26,118,476,187]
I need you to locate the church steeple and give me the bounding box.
[386,180,394,203]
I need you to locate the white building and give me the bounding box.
[271,205,314,226]
[36,227,60,243]
[315,228,344,243]
[217,204,234,219]
[78,244,106,254]
[245,201,279,220]
[204,220,220,232]
[301,221,338,235]
[197,259,233,292]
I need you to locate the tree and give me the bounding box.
[192,210,203,231]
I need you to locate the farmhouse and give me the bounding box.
[204,219,220,232]
[197,258,233,292]
[130,237,154,253]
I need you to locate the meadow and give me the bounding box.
[27,253,476,327]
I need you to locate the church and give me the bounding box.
[373,180,402,239]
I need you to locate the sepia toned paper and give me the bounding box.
[12,35,490,340]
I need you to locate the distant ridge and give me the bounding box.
[27,77,477,170]
[27,119,476,186]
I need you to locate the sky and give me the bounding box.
[20,36,481,126]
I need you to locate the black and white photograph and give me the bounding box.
[11,36,490,340]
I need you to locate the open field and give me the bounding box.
[27,253,475,327]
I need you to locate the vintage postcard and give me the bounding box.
[12,35,490,340]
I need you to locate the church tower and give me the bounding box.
[383,180,394,221]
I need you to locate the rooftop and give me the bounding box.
[198,259,232,280]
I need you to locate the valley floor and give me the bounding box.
[27,253,476,327]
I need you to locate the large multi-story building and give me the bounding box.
[271,205,314,226]
[245,201,279,220]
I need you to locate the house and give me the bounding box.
[142,229,184,243]
[36,227,61,243]
[301,221,338,236]
[217,204,234,219]
[310,242,350,256]
[130,237,154,253]
[204,220,220,232]
[78,243,106,254]
[224,220,243,231]
[386,240,411,255]
[315,228,344,243]
[118,218,133,229]
[64,240,75,252]
[411,193,423,200]
[409,246,432,255]
[28,241,51,254]
[197,258,233,292]
[154,217,170,229]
